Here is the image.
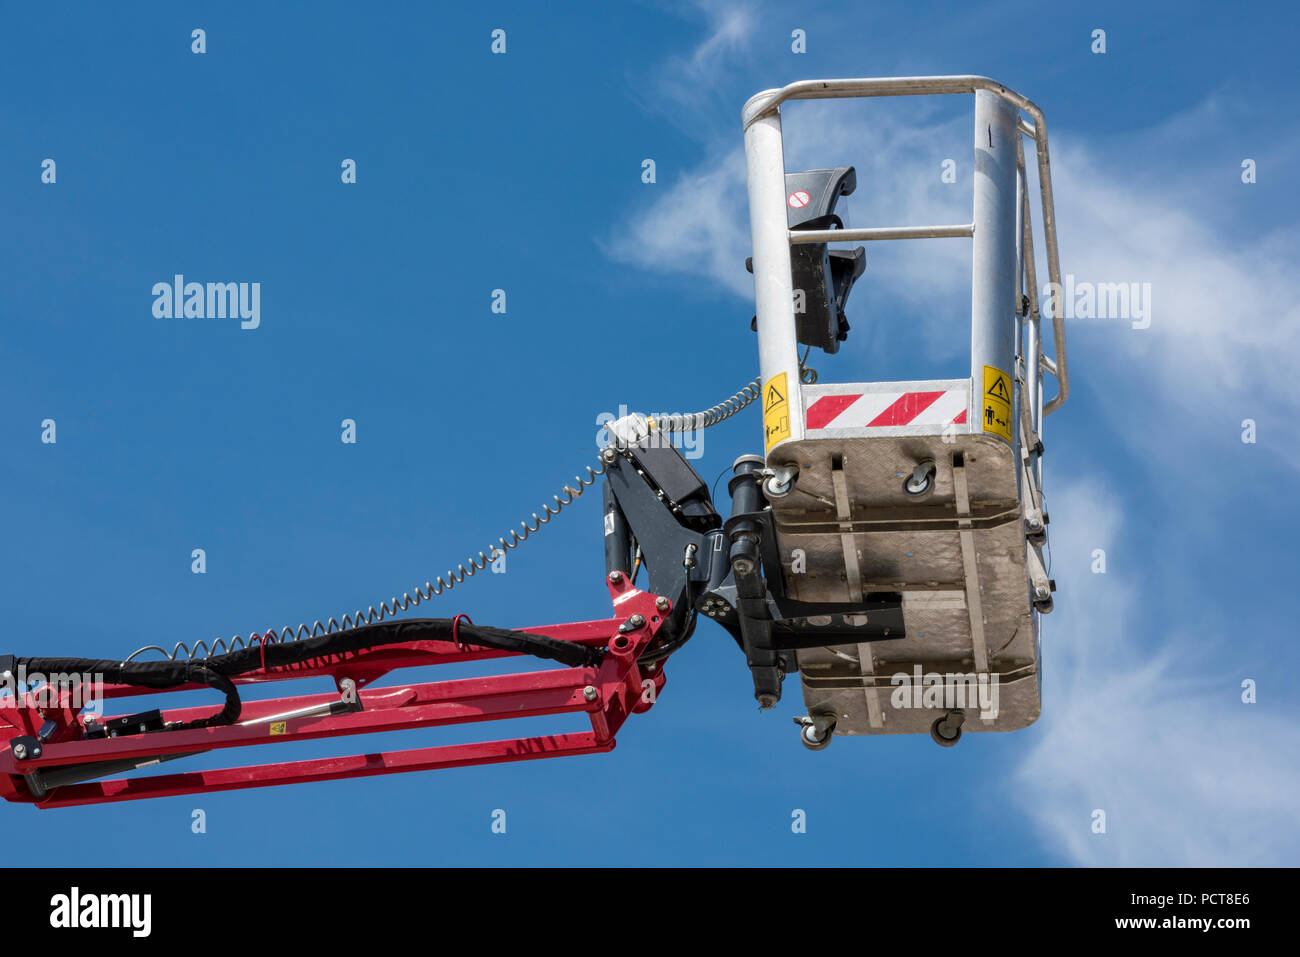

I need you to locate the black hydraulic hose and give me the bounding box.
[15,619,605,732]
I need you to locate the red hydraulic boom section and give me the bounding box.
[0,578,667,808]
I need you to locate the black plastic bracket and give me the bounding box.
[601,438,718,645]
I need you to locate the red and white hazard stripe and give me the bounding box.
[805,385,969,431]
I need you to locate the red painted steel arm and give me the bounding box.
[0,578,670,808]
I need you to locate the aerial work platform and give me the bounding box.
[740,77,1069,744]
[1,76,1074,809]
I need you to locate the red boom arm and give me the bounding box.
[0,578,668,808]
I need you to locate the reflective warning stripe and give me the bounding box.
[804,393,860,429]
[805,388,968,430]
[866,391,946,426]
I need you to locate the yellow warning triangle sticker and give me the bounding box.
[985,373,1011,403]
[981,365,1013,443]
[763,372,791,451]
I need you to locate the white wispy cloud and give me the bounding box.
[606,100,973,354]
[607,145,752,297]
[1047,116,1300,469]
[1018,480,1300,866]
[610,92,1300,400]
[633,1,761,138]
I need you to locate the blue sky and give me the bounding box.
[2,0,1297,865]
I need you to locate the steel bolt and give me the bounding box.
[608,570,623,584]
[13,744,27,759]
[655,597,670,612]
[583,685,599,702]
[629,614,645,628]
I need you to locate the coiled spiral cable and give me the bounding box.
[651,377,761,433]
[124,377,761,663]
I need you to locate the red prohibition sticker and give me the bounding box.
[787,190,811,209]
